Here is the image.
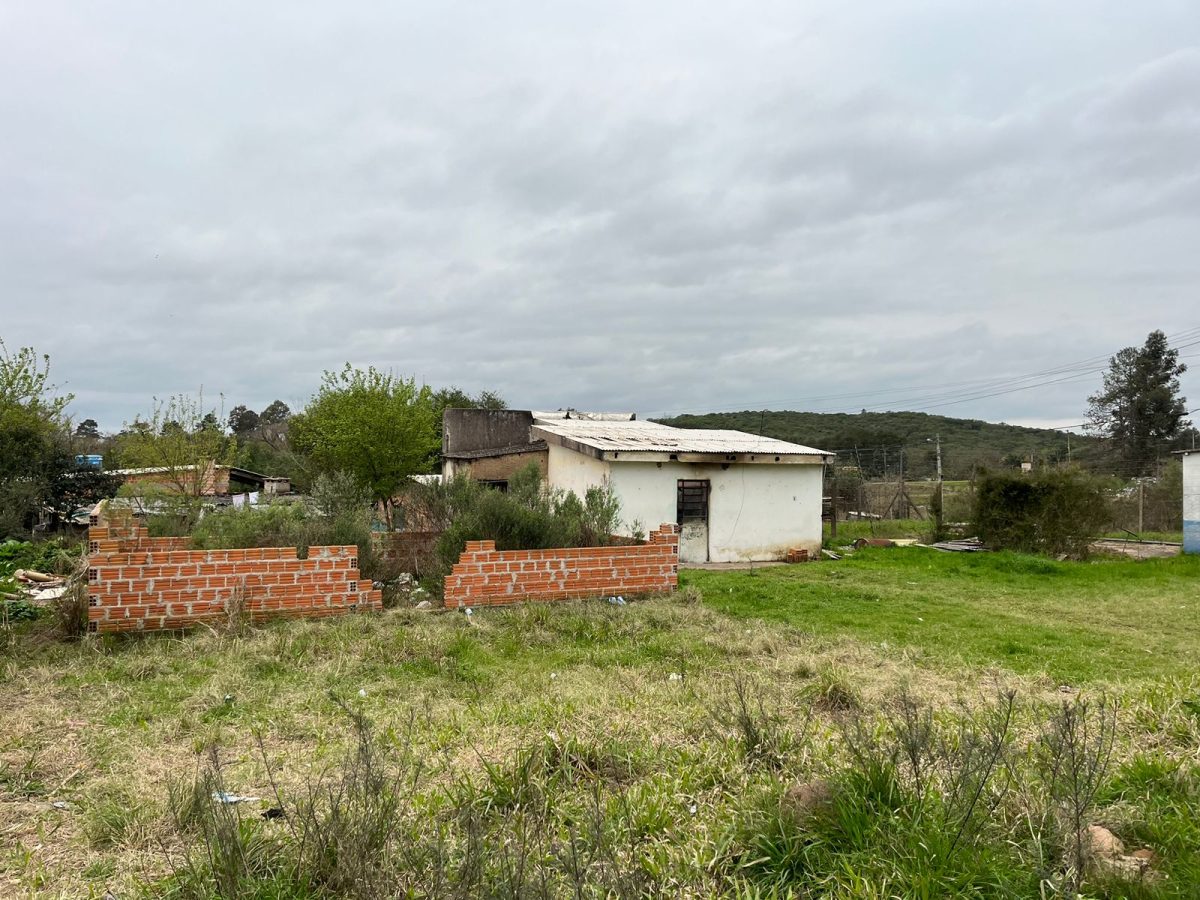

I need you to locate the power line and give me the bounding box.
[653,327,1200,420]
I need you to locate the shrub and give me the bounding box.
[972,469,1110,557]
[420,464,629,599]
[188,472,396,585]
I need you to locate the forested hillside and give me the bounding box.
[656,410,1103,480]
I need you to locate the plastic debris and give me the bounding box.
[668,673,683,682]
[358,688,368,698]
[261,806,286,821]
[212,792,260,804]
[606,595,627,606]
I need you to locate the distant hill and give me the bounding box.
[655,410,1102,480]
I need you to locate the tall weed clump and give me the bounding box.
[972,469,1109,557]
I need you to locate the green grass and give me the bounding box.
[824,518,932,546]
[690,548,1200,685]
[0,550,1197,897]
[1100,530,1184,543]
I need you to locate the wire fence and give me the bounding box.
[825,451,1185,538]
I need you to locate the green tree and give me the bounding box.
[74,418,100,438]
[259,400,291,425]
[290,366,439,528]
[0,340,74,536]
[1086,330,1190,476]
[228,405,260,437]
[0,340,117,535]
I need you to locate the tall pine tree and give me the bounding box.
[1086,330,1189,476]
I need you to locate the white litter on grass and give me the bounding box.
[668,673,683,682]
[358,688,368,698]
[550,673,558,680]
[688,804,697,815]
[213,792,260,805]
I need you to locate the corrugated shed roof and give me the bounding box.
[531,419,831,457]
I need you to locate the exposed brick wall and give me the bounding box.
[86,518,382,633]
[444,523,679,608]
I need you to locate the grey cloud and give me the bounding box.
[0,2,1197,430]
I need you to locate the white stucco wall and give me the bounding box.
[546,443,612,499]
[1184,452,1199,555]
[606,460,825,563]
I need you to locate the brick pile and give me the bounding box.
[443,523,679,608]
[86,516,382,633]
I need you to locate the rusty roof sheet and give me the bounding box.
[531,419,831,457]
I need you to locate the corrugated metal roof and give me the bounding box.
[531,419,831,457]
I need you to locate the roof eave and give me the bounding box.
[601,450,831,464]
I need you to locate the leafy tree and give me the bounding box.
[74,418,100,438]
[0,340,117,535]
[1,341,71,535]
[259,400,292,426]
[1086,330,1190,476]
[290,366,439,528]
[228,405,261,437]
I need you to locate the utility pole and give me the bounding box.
[932,435,944,537]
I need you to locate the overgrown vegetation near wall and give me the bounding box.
[404,464,634,599]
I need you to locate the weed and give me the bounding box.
[83,782,157,849]
[804,668,861,714]
[711,675,811,771]
[1031,695,1119,893]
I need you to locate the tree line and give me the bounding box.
[0,340,505,539]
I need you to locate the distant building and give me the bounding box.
[1183,449,1199,554]
[442,409,834,564]
[111,462,289,497]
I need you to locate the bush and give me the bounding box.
[972,469,1110,557]
[188,472,395,585]
[418,464,630,599]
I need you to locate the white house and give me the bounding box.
[533,413,832,563]
[1183,449,1199,555]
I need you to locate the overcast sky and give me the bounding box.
[2,1,1198,432]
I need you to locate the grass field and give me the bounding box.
[2,548,1198,897]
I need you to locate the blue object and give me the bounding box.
[74,455,103,469]
[1185,520,1200,555]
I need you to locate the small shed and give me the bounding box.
[1182,449,1200,554]
[532,414,833,564]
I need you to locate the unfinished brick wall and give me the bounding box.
[86,518,382,633]
[444,523,679,608]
